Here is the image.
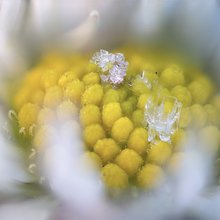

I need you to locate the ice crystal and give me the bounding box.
[137,71,153,89]
[144,95,182,143]
[91,49,128,85]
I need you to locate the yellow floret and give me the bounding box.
[204,104,220,126]
[179,107,192,128]
[38,108,56,125]
[13,87,30,111]
[199,126,220,153]
[40,70,59,90]
[64,79,85,102]
[81,84,103,106]
[111,117,134,143]
[137,93,150,110]
[94,138,120,163]
[148,140,172,165]
[188,81,210,104]
[24,68,42,90]
[115,149,143,176]
[132,109,144,127]
[128,128,148,154]
[211,94,220,111]
[58,71,78,88]
[132,78,151,95]
[171,129,187,151]
[102,163,128,189]
[102,102,122,128]
[171,85,192,107]
[160,64,185,88]
[60,120,81,137]
[57,100,78,121]
[80,104,101,127]
[121,101,134,116]
[81,151,102,168]
[83,123,106,148]
[190,104,207,128]
[18,103,40,129]
[33,125,55,152]
[82,72,100,85]
[137,164,164,189]
[44,86,63,108]
[102,89,120,105]
[30,90,44,106]
[167,152,184,174]
[117,87,128,101]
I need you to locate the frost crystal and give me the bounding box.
[136,71,153,89]
[91,49,128,85]
[144,96,182,143]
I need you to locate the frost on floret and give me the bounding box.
[144,95,182,143]
[91,49,128,85]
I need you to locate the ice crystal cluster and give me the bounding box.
[11,47,220,190]
[145,96,182,143]
[91,49,128,85]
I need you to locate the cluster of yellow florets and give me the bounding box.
[12,48,220,191]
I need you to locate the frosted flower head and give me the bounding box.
[91,49,128,85]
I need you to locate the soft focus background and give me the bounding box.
[0,0,220,220]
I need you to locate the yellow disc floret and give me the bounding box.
[94,138,120,163]
[58,71,78,88]
[137,93,150,110]
[128,128,148,154]
[80,104,101,127]
[102,163,128,189]
[64,79,85,103]
[137,164,164,189]
[81,84,103,106]
[83,123,106,148]
[102,89,120,105]
[57,100,78,121]
[111,117,134,143]
[44,86,63,108]
[82,72,100,86]
[115,149,143,176]
[132,109,144,127]
[18,103,40,129]
[148,140,172,165]
[40,70,59,90]
[81,151,102,168]
[102,102,122,128]
[171,85,192,107]
[160,64,185,88]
